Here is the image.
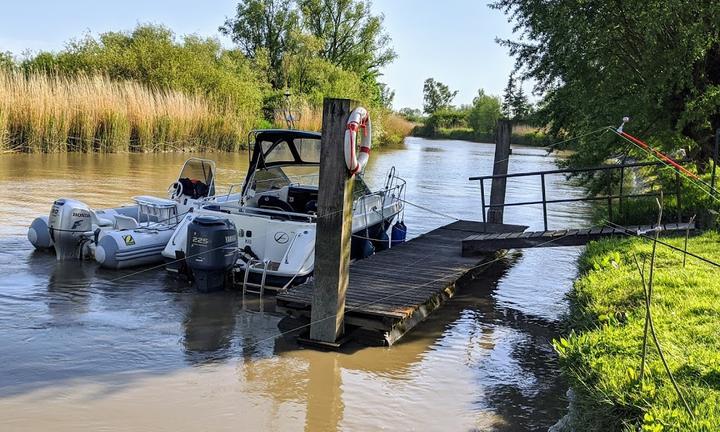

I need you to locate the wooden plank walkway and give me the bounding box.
[461,223,695,255]
[276,220,526,346]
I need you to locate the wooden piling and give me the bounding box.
[308,98,356,344]
[487,119,512,224]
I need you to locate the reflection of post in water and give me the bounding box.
[305,354,343,432]
[47,261,97,318]
[182,292,238,363]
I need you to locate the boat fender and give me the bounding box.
[371,224,390,252]
[351,237,375,260]
[391,221,407,246]
[344,107,372,175]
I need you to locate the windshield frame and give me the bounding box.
[241,130,321,197]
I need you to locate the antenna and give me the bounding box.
[283,90,296,129]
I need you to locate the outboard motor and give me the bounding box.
[48,198,92,260]
[185,216,238,293]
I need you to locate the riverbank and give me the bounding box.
[555,232,720,431]
[411,125,552,147]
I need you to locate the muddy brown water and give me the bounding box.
[0,138,591,431]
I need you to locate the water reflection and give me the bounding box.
[0,138,590,431]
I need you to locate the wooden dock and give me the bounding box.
[461,222,695,256]
[276,220,526,346]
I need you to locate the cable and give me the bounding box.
[600,219,720,269]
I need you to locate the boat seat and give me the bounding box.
[133,195,178,208]
[90,211,114,228]
[133,195,178,223]
[114,214,139,230]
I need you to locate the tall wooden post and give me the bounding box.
[309,98,355,343]
[487,119,512,224]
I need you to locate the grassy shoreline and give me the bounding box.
[556,232,720,431]
[410,125,553,147]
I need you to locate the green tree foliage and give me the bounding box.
[398,107,423,123]
[22,25,266,115]
[299,0,396,76]
[502,75,532,122]
[220,0,299,87]
[422,78,458,114]
[0,52,15,70]
[492,0,720,169]
[468,89,502,134]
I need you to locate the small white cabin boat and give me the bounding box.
[163,129,406,291]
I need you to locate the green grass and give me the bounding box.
[556,232,720,431]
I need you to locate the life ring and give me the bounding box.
[344,107,372,174]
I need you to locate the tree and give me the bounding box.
[399,107,423,123]
[502,74,532,121]
[220,0,299,88]
[0,52,14,70]
[468,89,502,134]
[298,0,396,76]
[423,78,458,114]
[492,0,720,169]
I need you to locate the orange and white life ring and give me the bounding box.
[344,107,372,175]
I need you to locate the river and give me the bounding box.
[0,137,592,431]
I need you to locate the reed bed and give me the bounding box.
[0,71,248,153]
[273,105,413,147]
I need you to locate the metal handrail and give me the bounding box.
[471,160,684,231]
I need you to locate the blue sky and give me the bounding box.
[0,0,517,109]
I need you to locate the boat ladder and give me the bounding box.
[240,258,270,298]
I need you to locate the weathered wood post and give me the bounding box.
[487,119,512,224]
[309,98,355,343]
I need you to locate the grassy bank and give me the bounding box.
[411,124,552,147]
[556,232,720,431]
[0,71,249,152]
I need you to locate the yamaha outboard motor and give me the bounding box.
[48,198,92,260]
[186,216,238,293]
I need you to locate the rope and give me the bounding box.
[398,198,460,221]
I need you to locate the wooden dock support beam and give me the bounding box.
[309,98,356,344]
[487,119,512,224]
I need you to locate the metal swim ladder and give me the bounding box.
[240,258,270,298]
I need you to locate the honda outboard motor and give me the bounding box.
[48,198,92,260]
[186,216,238,293]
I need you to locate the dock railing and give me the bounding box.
[470,160,684,231]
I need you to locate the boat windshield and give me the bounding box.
[177,158,215,197]
[251,165,319,194]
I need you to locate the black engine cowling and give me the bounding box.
[186,216,238,293]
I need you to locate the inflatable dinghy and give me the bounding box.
[28,158,235,269]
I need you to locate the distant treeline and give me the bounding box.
[397,77,547,146]
[0,1,413,153]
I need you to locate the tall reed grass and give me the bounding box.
[0,71,249,153]
[273,105,413,147]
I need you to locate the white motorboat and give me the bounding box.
[28,158,240,269]
[163,129,407,292]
